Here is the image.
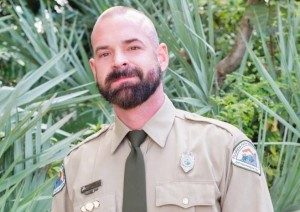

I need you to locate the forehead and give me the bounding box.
[91,15,152,49]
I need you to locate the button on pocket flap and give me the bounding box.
[156,182,215,209]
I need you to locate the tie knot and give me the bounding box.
[127,130,147,147]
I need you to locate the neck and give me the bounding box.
[113,84,165,130]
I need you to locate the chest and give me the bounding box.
[68,133,226,212]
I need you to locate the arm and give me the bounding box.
[51,164,73,212]
[221,140,274,212]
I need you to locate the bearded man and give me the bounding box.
[52,6,273,212]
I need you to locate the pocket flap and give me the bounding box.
[156,181,215,209]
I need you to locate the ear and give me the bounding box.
[89,58,97,79]
[157,43,169,72]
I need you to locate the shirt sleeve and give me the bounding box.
[221,139,274,212]
[222,165,274,211]
[51,184,73,212]
[51,162,73,212]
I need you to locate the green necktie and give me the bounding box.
[122,130,147,212]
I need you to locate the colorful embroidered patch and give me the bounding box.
[231,140,261,175]
[53,165,66,196]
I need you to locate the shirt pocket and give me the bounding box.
[74,193,116,212]
[155,181,215,210]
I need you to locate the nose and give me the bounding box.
[113,50,128,69]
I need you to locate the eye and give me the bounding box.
[129,46,141,51]
[99,52,110,58]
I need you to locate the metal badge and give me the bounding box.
[180,152,195,173]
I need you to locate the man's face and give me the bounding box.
[89,14,166,109]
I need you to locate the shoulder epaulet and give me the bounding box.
[184,112,241,137]
[67,124,110,156]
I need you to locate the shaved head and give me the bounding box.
[91,6,159,50]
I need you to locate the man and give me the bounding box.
[52,6,273,212]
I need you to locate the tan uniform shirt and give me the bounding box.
[52,97,273,212]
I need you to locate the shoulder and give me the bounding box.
[174,109,262,175]
[175,109,249,143]
[61,124,112,190]
[67,124,111,157]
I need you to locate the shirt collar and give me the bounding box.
[110,117,130,154]
[110,96,176,153]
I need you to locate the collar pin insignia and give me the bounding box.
[180,151,195,173]
[93,200,100,208]
[85,202,94,211]
[80,205,87,212]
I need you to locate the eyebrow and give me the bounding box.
[94,38,145,54]
[94,45,109,55]
[123,38,145,46]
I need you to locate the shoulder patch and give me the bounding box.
[53,165,66,196]
[231,140,261,175]
[67,124,110,156]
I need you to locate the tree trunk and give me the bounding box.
[216,0,261,85]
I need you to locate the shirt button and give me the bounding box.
[182,197,189,205]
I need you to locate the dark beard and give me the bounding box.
[97,66,162,109]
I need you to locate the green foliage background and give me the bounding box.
[1,0,300,211]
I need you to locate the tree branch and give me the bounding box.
[216,0,260,85]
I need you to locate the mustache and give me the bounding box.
[105,67,143,85]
